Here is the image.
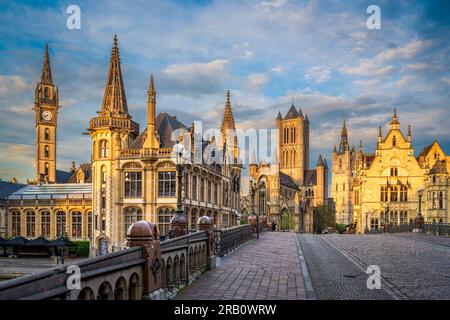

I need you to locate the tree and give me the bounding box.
[313,205,334,233]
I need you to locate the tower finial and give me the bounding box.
[41,43,53,84]
[149,74,155,94]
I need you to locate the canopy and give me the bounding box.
[7,236,30,246]
[47,237,76,247]
[27,236,51,247]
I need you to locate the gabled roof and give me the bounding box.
[430,160,448,175]
[56,170,72,183]
[66,163,92,183]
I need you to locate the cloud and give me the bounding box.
[340,61,397,77]
[376,40,428,62]
[245,73,269,92]
[0,75,29,95]
[256,0,286,10]
[304,66,331,84]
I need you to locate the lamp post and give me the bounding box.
[414,187,424,232]
[174,143,186,215]
[298,197,307,233]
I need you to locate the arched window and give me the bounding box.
[41,211,51,238]
[26,211,35,237]
[44,145,50,158]
[158,208,174,237]
[44,163,49,176]
[99,140,108,158]
[124,208,143,236]
[72,211,82,238]
[56,211,66,237]
[87,211,93,238]
[392,135,396,147]
[44,128,50,140]
[101,166,107,184]
[439,191,444,209]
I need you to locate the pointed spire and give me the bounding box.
[304,114,309,123]
[143,74,159,149]
[276,110,282,120]
[271,147,279,165]
[359,140,363,150]
[298,107,304,118]
[149,74,155,95]
[338,115,349,153]
[333,145,337,153]
[41,43,53,84]
[221,90,236,147]
[390,108,400,128]
[100,34,129,117]
[323,157,328,169]
[317,154,324,166]
[284,103,299,119]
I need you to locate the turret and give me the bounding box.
[143,75,159,149]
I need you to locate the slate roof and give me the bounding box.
[0,181,27,199]
[131,112,189,149]
[279,172,299,189]
[284,104,299,119]
[304,169,317,186]
[56,170,72,183]
[66,163,92,183]
[430,160,448,175]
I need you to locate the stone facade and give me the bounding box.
[332,110,450,233]
[248,107,329,233]
[88,36,241,253]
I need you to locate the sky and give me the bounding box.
[0,0,449,184]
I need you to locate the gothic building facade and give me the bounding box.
[0,36,242,254]
[332,110,450,233]
[248,105,329,233]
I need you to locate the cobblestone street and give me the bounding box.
[175,232,450,300]
[175,232,312,300]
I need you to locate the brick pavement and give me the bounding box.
[175,232,309,300]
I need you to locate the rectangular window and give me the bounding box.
[88,212,93,238]
[56,212,66,237]
[200,178,205,202]
[12,212,21,236]
[390,186,398,202]
[26,212,35,237]
[214,183,218,204]
[124,171,142,198]
[72,212,82,238]
[207,180,212,203]
[192,175,198,200]
[184,173,189,199]
[41,212,51,238]
[158,171,176,197]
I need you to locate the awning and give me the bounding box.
[7,236,30,246]
[26,236,51,247]
[47,237,77,247]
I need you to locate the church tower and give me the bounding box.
[220,90,239,162]
[331,117,355,225]
[88,35,139,253]
[277,103,308,184]
[34,44,60,183]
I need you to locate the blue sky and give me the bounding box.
[0,0,449,183]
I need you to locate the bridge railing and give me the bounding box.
[214,224,253,257]
[423,222,450,236]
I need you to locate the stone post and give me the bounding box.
[168,214,187,238]
[127,221,163,299]
[248,214,257,233]
[197,216,215,269]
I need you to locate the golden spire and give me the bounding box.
[220,90,236,141]
[41,43,53,84]
[100,34,129,117]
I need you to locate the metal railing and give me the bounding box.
[423,222,450,236]
[214,224,253,257]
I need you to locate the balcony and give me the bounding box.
[89,117,139,134]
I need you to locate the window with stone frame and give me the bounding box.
[26,211,35,237]
[99,140,109,158]
[11,211,21,236]
[184,173,189,199]
[390,186,398,202]
[56,211,66,237]
[158,208,174,236]
[41,211,51,238]
[158,171,176,197]
[200,178,205,202]
[380,186,388,202]
[124,208,143,237]
[124,171,142,198]
[72,211,82,238]
[400,186,408,202]
[192,175,198,200]
[439,191,444,209]
[87,211,93,238]
[207,180,212,203]
[214,183,218,205]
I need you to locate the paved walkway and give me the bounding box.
[175,232,312,300]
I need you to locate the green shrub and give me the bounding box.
[336,223,346,234]
[69,241,90,257]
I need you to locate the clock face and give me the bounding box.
[42,111,52,121]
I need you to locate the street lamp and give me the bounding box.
[414,186,425,232]
[173,142,187,215]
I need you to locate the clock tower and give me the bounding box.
[34,44,60,183]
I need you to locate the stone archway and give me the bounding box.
[77,287,95,300]
[114,276,128,300]
[128,273,141,300]
[97,281,113,300]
